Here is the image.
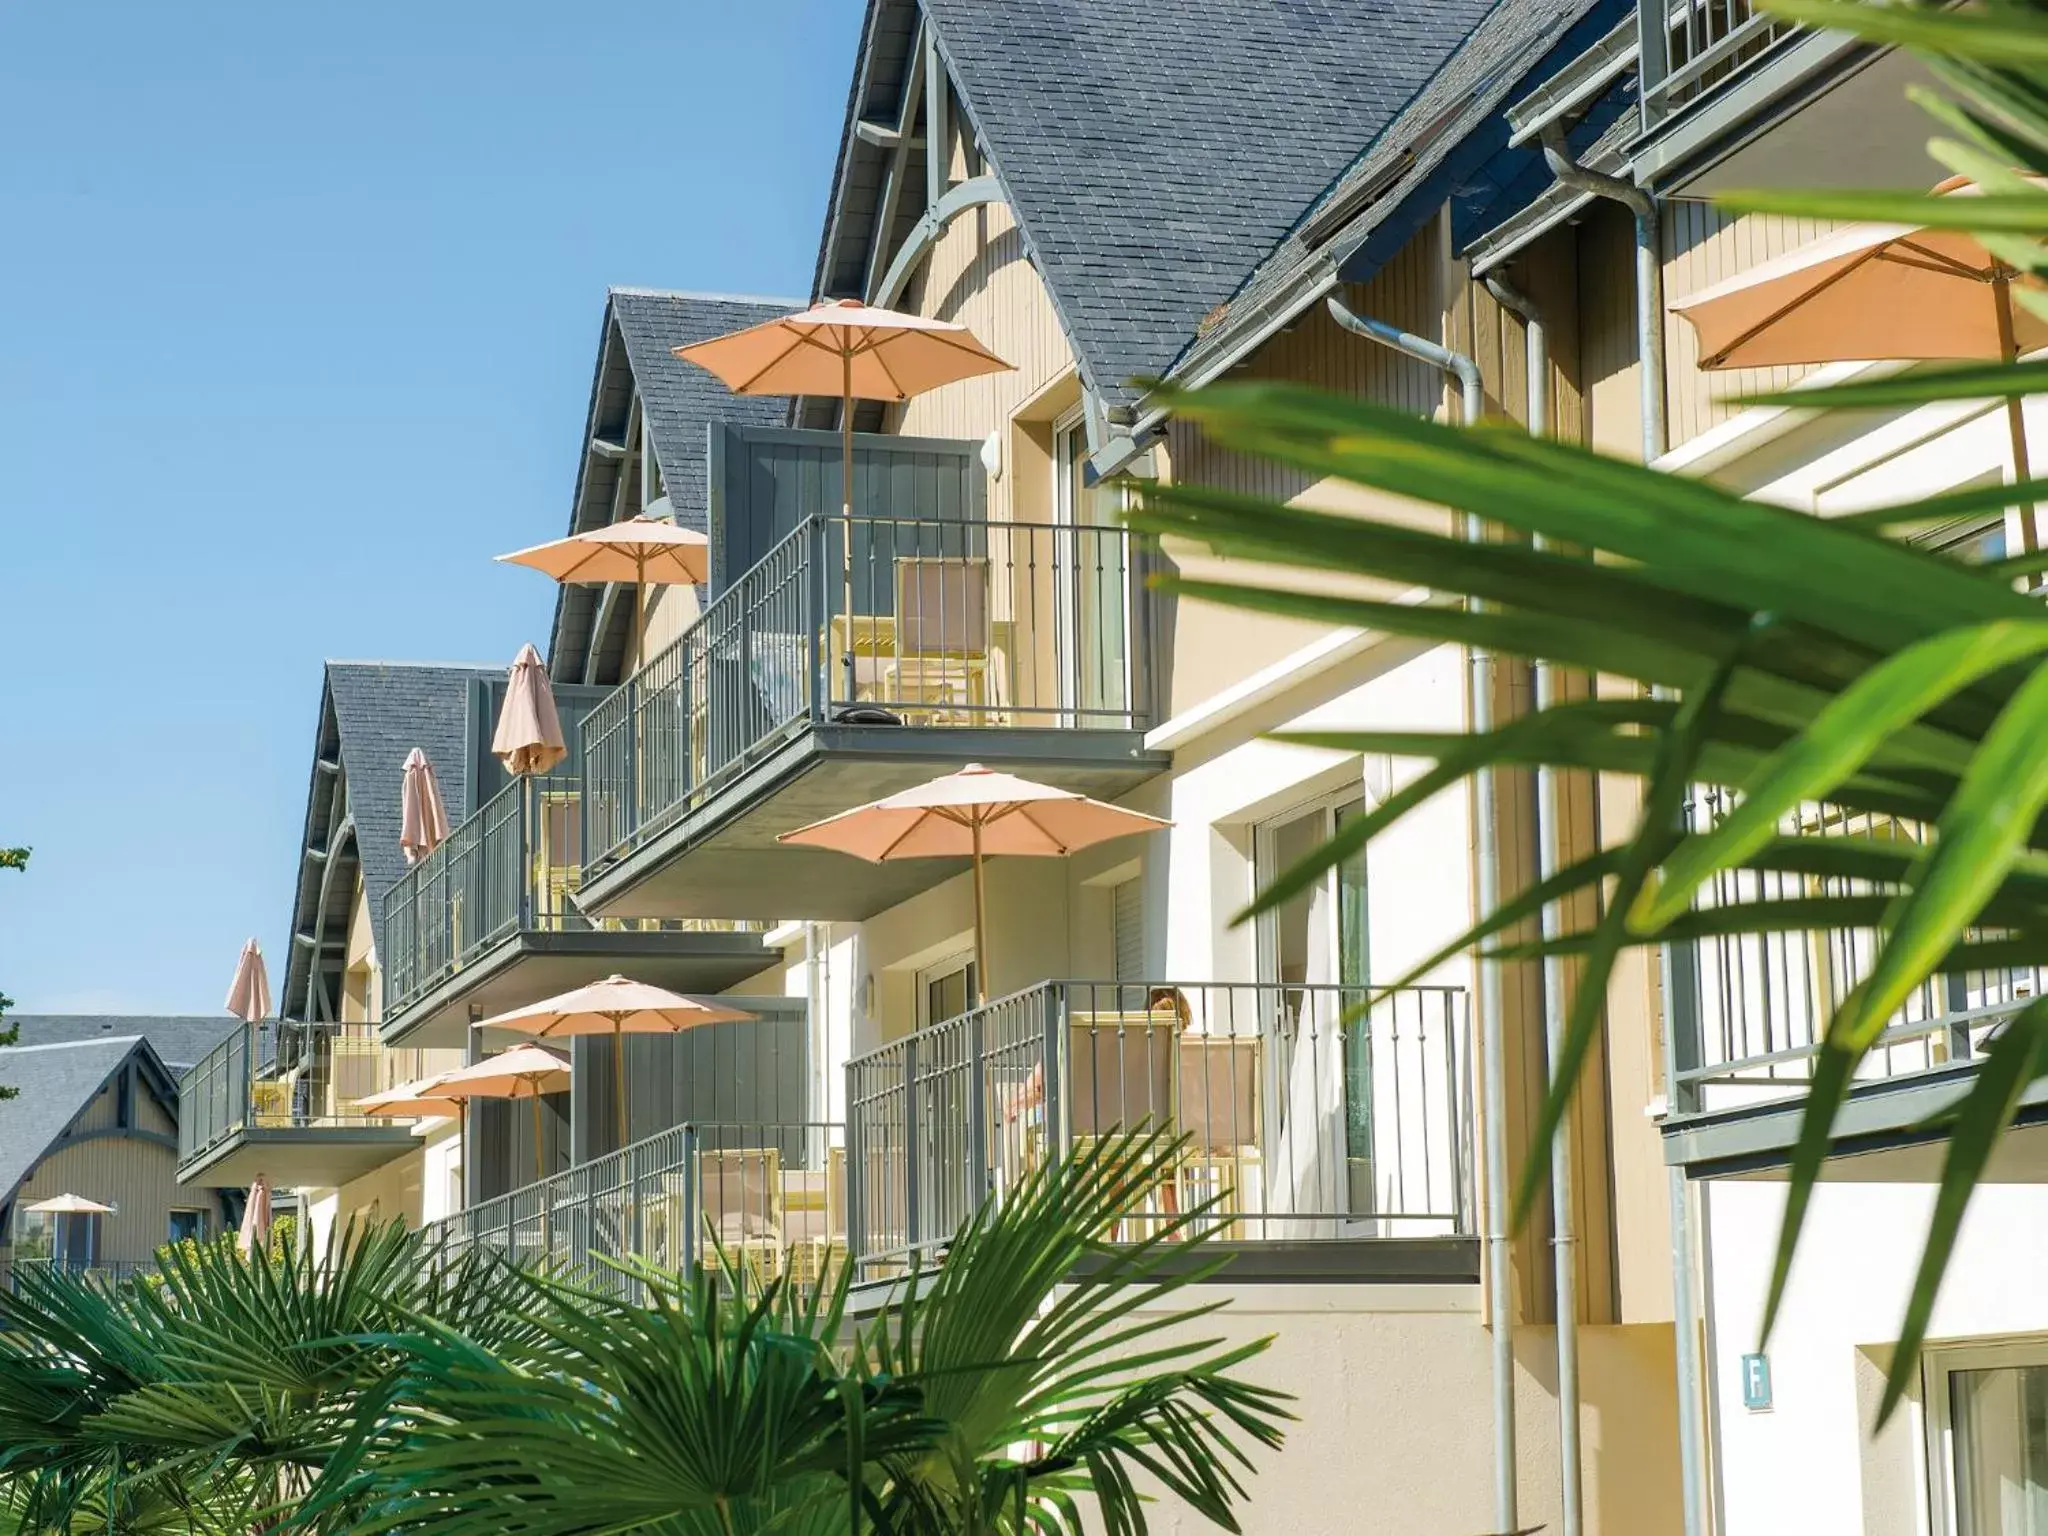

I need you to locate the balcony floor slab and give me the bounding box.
[578,723,1167,921]
[176,1125,422,1189]
[382,928,778,1049]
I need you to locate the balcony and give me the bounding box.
[1639,0,1800,129]
[381,770,774,1048]
[574,514,1166,921]
[427,1118,846,1299]
[176,1022,419,1187]
[844,980,1475,1283]
[1663,793,2048,1176]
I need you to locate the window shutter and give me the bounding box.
[1112,878,1143,983]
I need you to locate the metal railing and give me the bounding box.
[582,514,1146,868]
[844,980,1472,1278]
[1640,0,1799,125]
[0,1256,152,1290]
[177,1022,399,1169]
[1670,790,2038,1116]
[426,1119,846,1300]
[383,771,763,1018]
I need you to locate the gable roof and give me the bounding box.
[817,0,1510,409]
[548,289,800,684]
[1154,0,1622,404]
[6,1015,240,1073]
[280,662,502,1020]
[0,1037,177,1206]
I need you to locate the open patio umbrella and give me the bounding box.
[24,1193,113,1215]
[432,1044,571,1184]
[492,644,568,777]
[238,1173,271,1259]
[675,300,1012,695]
[400,748,452,866]
[355,1072,463,1119]
[225,939,270,1023]
[497,513,711,674]
[1673,174,2048,544]
[778,763,1170,1003]
[474,975,753,1148]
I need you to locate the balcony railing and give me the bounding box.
[1640,0,1800,125]
[1671,790,2034,1116]
[844,980,1472,1278]
[425,1119,846,1300]
[383,771,761,1019]
[582,514,1145,868]
[178,1021,398,1168]
[0,1257,152,1290]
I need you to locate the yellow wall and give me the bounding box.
[14,1075,212,1266]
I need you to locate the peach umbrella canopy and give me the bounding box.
[475,975,753,1147]
[433,1044,573,1183]
[674,299,1012,405]
[400,748,452,866]
[1672,175,2048,542]
[491,644,568,777]
[496,515,711,672]
[224,939,271,1024]
[779,763,1170,1002]
[24,1193,114,1215]
[355,1073,464,1120]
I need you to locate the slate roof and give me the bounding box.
[6,1016,239,1073]
[1158,0,1621,397]
[0,1037,172,1205]
[548,290,799,682]
[280,662,502,1017]
[878,0,1509,406]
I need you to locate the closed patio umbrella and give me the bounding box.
[492,644,568,777]
[1673,174,2048,545]
[400,748,452,865]
[432,1044,572,1184]
[224,939,270,1023]
[475,975,753,1148]
[238,1173,272,1260]
[779,763,1170,1004]
[675,300,1012,695]
[497,513,711,674]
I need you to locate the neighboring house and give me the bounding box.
[2,1020,242,1276]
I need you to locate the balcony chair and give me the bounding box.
[1066,1001,1182,1240]
[779,1146,848,1290]
[696,1146,785,1284]
[881,557,1006,725]
[1174,1034,1265,1241]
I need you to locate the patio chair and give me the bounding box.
[697,1146,785,1283]
[884,556,997,723]
[1175,1034,1265,1240]
[1067,1004,1181,1240]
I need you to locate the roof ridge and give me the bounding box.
[608,286,806,308]
[324,659,507,671]
[0,1036,147,1054]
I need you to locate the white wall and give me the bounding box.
[1701,1176,2048,1536]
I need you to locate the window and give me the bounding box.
[1111,876,1144,983]
[1930,1341,2048,1533]
[1052,411,1131,723]
[917,955,978,1028]
[167,1210,207,1246]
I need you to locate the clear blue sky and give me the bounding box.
[0,1,859,1013]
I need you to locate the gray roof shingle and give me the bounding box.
[0,1038,166,1204]
[298,662,502,996]
[606,290,802,532]
[917,0,1507,405]
[6,1016,239,1073]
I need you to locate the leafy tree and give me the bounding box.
[1132,0,2048,1423]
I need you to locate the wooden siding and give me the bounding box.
[895,197,1078,527]
[14,1133,200,1266]
[1663,201,1838,450]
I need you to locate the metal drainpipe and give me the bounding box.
[1538,123,1667,462]
[1326,293,1518,1536]
[1535,127,1709,1536]
[1486,271,1583,1536]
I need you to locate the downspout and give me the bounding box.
[1486,271,1583,1536]
[1326,294,1517,1536]
[1538,123,1667,461]
[1537,126,1709,1536]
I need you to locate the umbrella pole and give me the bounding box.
[531,1091,544,1185]
[842,351,858,705]
[1996,274,2039,554]
[614,1020,629,1150]
[971,819,989,1006]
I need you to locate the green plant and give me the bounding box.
[1131,0,2048,1425]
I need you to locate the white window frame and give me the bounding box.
[915,950,979,1030]
[1252,785,1368,988]
[1923,1335,2048,1535]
